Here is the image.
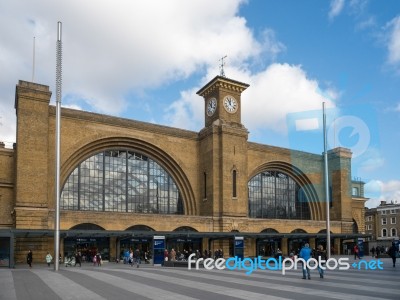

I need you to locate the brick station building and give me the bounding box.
[0,76,368,267]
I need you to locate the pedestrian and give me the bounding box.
[353,244,360,260]
[27,249,33,268]
[134,248,141,268]
[371,246,375,257]
[96,253,101,266]
[93,253,97,266]
[75,251,81,267]
[376,246,381,258]
[388,242,398,268]
[129,249,134,266]
[315,245,327,278]
[45,252,52,267]
[164,249,169,263]
[299,243,312,280]
[170,248,176,261]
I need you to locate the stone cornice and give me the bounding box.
[196,76,249,98]
[49,106,199,141]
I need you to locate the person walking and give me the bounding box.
[370,246,375,257]
[75,251,82,267]
[45,252,52,267]
[134,248,141,268]
[388,242,398,268]
[27,249,33,268]
[353,244,360,260]
[129,249,134,266]
[315,245,327,278]
[299,243,312,280]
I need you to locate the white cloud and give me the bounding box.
[166,63,337,136]
[242,63,336,135]
[395,103,400,112]
[365,179,400,208]
[0,0,261,142]
[328,0,345,21]
[386,16,400,67]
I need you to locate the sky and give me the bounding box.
[0,0,399,208]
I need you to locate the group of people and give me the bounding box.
[298,243,327,280]
[162,248,218,262]
[122,248,149,267]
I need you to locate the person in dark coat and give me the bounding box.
[75,251,82,267]
[315,245,327,278]
[27,249,33,268]
[388,242,398,268]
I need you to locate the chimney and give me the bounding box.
[380,200,386,206]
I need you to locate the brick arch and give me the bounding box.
[249,161,322,220]
[70,223,105,230]
[60,137,196,215]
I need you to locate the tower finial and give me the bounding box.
[219,55,227,77]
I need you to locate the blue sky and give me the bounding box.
[0,0,399,208]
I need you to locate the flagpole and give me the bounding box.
[54,21,62,271]
[323,102,331,258]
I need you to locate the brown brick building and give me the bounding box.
[0,76,367,266]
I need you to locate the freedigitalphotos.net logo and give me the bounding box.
[188,254,384,275]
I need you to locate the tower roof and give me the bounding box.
[196,75,249,98]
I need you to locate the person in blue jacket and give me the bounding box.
[299,243,312,279]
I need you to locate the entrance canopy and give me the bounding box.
[2,229,371,240]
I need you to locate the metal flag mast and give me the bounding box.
[54,21,62,271]
[323,102,331,258]
[219,55,227,77]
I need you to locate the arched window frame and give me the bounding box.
[61,150,183,215]
[248,170,310,220]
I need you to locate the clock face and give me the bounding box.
[207,98,217,116]
[223,95,238,113]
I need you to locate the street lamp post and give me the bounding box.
[54,21,62,271]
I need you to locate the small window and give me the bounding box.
[391,228,397,237]
[203,172,207,199]
[391,217,396,224]
[390,209,396,214]
[352,187,359,196]
[382,218,387,225]
[365,224,372,230]
[382,229,387,237]
[366,216,372,222]
[232,170,237,198]
[381,210,387,215]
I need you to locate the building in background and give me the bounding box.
[364,201,400,254]
[0,76,368,267]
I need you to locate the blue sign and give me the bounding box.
[358,238,364,258]
[234,237,244,260]
[153,236,165,265]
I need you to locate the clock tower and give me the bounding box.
[197,75,249,128]
[197,76,250,222]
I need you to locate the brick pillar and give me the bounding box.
[281,238,288,256]
[334,238,341,255]
[309,238,316,250]
[110,237,117,262]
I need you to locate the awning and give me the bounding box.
[1,229,371,240]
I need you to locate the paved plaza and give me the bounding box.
[0,256,399,300]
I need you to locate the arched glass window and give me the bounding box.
[382,229,387,237]
[61,150,183,214]
[391,228,397,237]
[248,170,310,220]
